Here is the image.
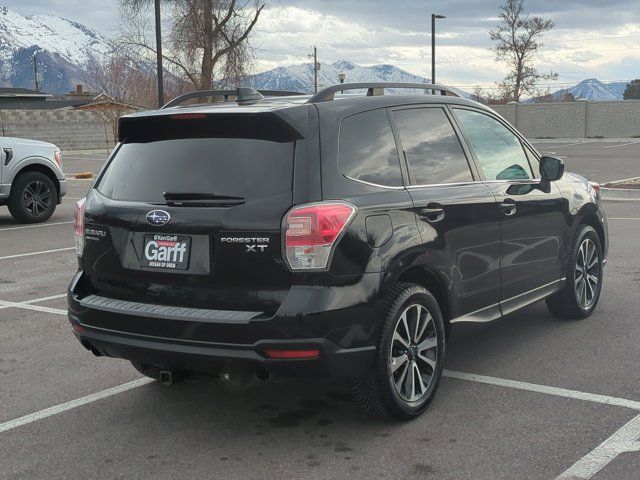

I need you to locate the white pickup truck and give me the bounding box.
[0,137,67,223]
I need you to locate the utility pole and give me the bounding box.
[154,0,164,107]
[431,13,446,89]
[33,53,39,92]
[308,46,319,93]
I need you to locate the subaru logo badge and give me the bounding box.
[146,210,170,226]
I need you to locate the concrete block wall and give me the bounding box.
[0,109,115,151]
[491,100,640,139]
[586,101,640,138]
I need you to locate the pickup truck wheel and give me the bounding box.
[7,171,57,223]
[350,283,445,420]
[546,225,603,319]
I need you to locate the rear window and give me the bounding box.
[338,109,403,187]
[97,138,294,203]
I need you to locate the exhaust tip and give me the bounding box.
[254,366,271,381]
[81,340,102,357]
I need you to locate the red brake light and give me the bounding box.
[283,202,356,270]
[54,151,62,167]
[74,198,86,256]
[170,113,207,120]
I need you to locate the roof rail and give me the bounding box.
[161,88,306,109]
[307,82,460,103]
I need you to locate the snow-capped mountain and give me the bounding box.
[550,78,629,101]
[247,60,472,98]
[0,5,112,93]
[247,60,429,93]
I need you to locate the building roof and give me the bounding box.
[0,87,52,98]
[0,99,88,110]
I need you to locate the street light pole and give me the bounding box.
[154,0,164,107]
[431,13,446,88]
[33,53,40,92]
[308,46,319,93]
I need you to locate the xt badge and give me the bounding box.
[220,236,270,253]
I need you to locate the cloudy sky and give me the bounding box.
[5,0,640,90]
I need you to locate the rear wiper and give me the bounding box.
[162,192,245,207]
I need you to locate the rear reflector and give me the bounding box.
[283,201,356,270]
[264,349,320,359]
[72,323,84,334]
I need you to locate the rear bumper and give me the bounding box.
[72,327,375,378]
[67,271,382,378]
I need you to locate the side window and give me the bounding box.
[454,109,533,181]
[393,108,473,185]
[339,109,403,187]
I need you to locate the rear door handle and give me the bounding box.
[498,199,517,216]
[418,204,445,223]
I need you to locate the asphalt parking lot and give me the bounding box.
[0,144,639,480]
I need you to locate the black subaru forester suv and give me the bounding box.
[68,83,608,420]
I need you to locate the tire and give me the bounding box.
[546,225,604,320]
[7,171,57,223]
[130,361,189,385]
[351,283,446,420]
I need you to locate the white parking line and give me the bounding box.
[0,221,73,232]
[22,293,68,304]
[0,247,74,261]
[444,370,640,410]
[0,378,154,434]
[0,293,67,312]
[604,140,640,149]
[557,414,640,479]
[0,299,66,315]
[0,293,67,315]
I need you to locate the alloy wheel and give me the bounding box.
[389,303,438,403]
[23,180,52,216]
[575,238,600,309]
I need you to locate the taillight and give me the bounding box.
[589,182,601,201]
[283,201,356,270]
[74,197,86,256]
[54,151,62,168]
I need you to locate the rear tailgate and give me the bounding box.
[80,110,306,314]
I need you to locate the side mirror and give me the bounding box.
[539,156,564,182]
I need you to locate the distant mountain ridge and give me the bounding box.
[0,5,112,93]
[545,78,630,101]
[246,60,436,95]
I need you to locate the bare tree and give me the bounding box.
[120,0,264,92]
[489,0,557,102]
[472,86,486,103]
[85,47,149,142]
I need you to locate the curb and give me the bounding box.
[61,149,112,155]
[532,138,639,144]
[601,188,640,201]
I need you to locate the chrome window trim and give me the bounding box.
[406,178,543,189]
[340,173,408,190]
